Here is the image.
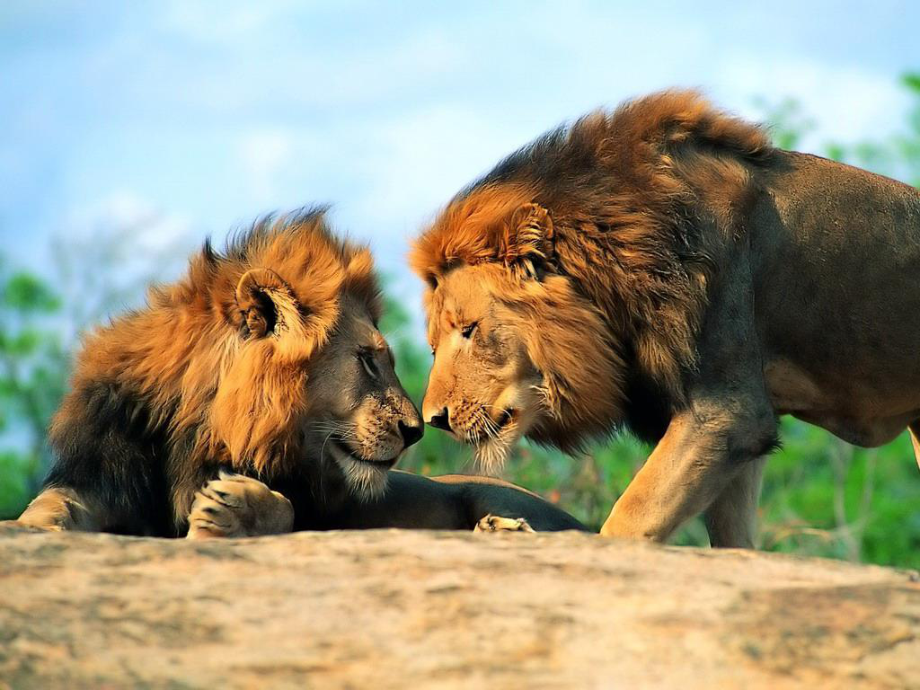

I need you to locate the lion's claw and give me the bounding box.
[186,473,294,539]
[474,514,536,533]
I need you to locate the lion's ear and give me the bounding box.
[235,268,301,339]
[499,203,555,280]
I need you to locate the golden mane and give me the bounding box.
[411,90,774,418]
[57,208,380,518]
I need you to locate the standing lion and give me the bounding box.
[411,90,920,547]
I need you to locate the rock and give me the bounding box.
[0,522,918,689]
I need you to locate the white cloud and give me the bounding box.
[65,191,193,254]
[718,59,909,148]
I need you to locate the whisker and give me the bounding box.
[319,430,337,460]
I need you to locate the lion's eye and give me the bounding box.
[461,322,478,339]
[358,351,378,379]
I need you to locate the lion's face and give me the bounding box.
[302,295,422,499]
[413,197,628,471]
[422,264,543,472]
[203,213,422,501]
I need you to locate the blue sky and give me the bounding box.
[2,1,919,309]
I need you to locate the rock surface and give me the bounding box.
[1,523,918,689]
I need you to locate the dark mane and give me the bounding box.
[412,90,777,440]
[459,89,774,208]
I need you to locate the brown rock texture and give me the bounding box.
[1,522,918,689]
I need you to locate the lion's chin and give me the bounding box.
[328,442,390,502]
[472,403,540,475]
[341,457,389,502]
[473,427,521,476]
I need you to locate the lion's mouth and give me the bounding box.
[470,408,515,443]
[455,407,519,473]
[330,438,398,468]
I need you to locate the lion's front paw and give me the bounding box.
[474,514,536,533]
[186,472,294,540]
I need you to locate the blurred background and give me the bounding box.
[1,1,918,566]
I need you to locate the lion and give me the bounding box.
[16,208,584,537]
[411,89,920,548]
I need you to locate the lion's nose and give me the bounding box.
[427,408,452,433]
[398,420,423,448]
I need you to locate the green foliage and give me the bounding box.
[824,71,920,187]
[758,421,919,567]
[0,451,31,515]
[2,272,60,313]
[0,263,69,518]
[754,96,816,151]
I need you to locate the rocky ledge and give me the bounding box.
[0,523,918,689]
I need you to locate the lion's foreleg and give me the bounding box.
[601,249,777,545]
[186,473,294,539]
[17,487,102,532]
[600,414,737,542]
[600,403,776,545]
[703,457,766,548]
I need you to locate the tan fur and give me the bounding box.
[65,211,378,482]
[187,471,294,539]
[413,91,771,416]
[474,514,535,533]
[18,487,102,532]
[412,89,920,547]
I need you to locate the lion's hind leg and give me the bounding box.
[17,487,101,531]
[474,514,536,533]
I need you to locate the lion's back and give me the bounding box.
[751,150,920,415]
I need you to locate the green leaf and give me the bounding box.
[6,329,41,356]
[0,450,32,519]
[901,72,920,95]
[2,272,61,312]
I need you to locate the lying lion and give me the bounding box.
[16,210,585,537]
[411,89,920,548]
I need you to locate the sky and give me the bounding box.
[2,0,919,311]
